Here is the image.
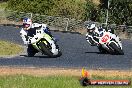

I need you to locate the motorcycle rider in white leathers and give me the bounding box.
[86,23,105,46]
[20,18,56,56]
[86,23,118,47]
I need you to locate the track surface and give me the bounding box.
[0,26,132,70]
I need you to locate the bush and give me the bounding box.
[7,0,54,14]
[6,0,132,26]
[108,0,132,25]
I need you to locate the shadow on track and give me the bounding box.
[85,51,109,54]
[85,51,99,54]
[20,55,55,58]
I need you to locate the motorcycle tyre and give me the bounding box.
[109,42,124,55]
[39,42,61,58]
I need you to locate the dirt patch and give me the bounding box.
[0,67,131,78]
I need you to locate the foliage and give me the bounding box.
[7,0,86,20]
[50,0,86,20]
[99,0,132,25]
[0,2,7,9]
[0,0,8,2]
[6,0,132,25]
[7,0,54,14]
[84,0,97,21]
[108,0,132,25]
[99,0,108,9]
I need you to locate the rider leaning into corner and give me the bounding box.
[86,23,114,46]
[20,18,57,56]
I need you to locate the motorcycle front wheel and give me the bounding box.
[109,42,124,55]
[39,42,62,57]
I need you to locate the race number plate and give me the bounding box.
[101,34,110,43]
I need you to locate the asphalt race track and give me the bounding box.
[0,26,132,70]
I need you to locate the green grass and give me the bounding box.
[0,40,23,55]
[0,75,131,88]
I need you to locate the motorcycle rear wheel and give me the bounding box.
[39,42,54,57]
[39,42,62,57]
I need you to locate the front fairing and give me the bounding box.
[31,33,53,52]
[99,32,111,45]
[109,34,123,49]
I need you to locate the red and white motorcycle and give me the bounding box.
[86,29,124,55]
[97,31,124,55]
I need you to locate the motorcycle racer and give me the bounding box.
[20,18,56,57]
[86,23,105,46]
[85,23,124,55]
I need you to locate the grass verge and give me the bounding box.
[0,75,131,88]
[0,40,23,56]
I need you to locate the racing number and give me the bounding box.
[101,34,109,42]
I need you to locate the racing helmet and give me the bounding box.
[22,18,32,30]
[87,23,96,33]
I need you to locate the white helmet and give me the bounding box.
[86,23,96,34]
[23,18,32,30]
[87,23,96,30]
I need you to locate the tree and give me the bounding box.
[7,0,54,14]
[100,0,108,9]
[108,0,132,25]
[84,0,98,21]
[50,0,86,20]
